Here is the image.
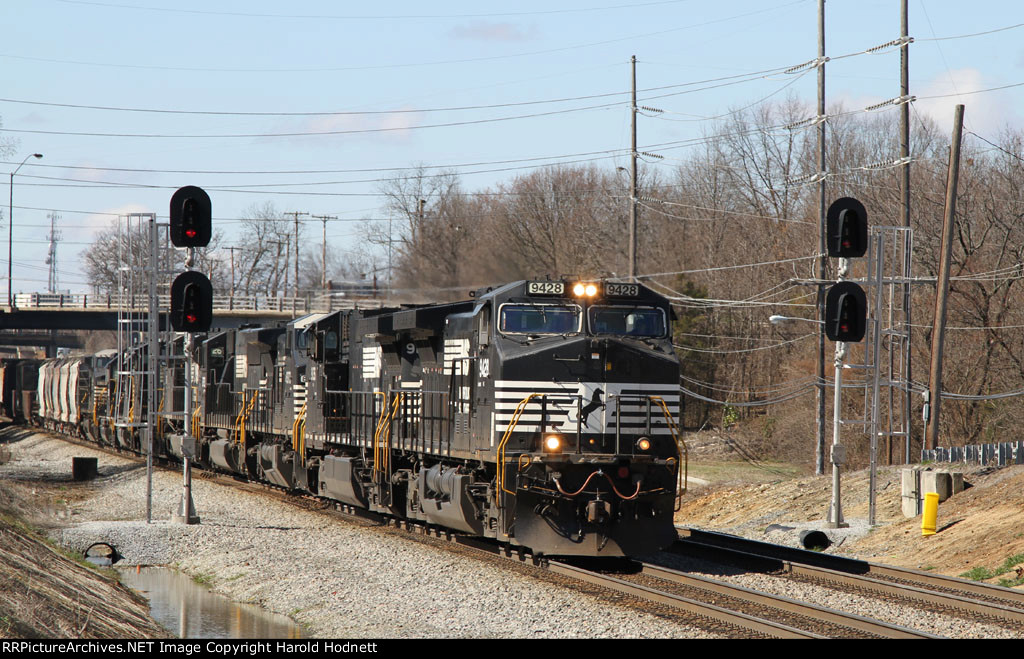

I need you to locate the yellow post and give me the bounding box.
[921,492,939,536]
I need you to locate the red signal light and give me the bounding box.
[170,186,211,248]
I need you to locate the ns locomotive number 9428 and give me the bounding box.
[24,279,685,557]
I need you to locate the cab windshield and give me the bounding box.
[588,306,666,337]
[499,304,581,335]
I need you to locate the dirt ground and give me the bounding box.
[0,469,169,638]
[676,431,1024,586]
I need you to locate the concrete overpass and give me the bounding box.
[0,292,389,355]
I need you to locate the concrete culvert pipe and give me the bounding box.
[799,530,831,551]
[84,542,121,566]
[72,457,98,480]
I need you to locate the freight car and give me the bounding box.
[15,279,685,557]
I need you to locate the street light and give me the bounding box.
[769,315,823,326]
[8,153,43,307]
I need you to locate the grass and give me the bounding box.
[685,459,806,485]
[191,572,215,586]
[959,553,1024,588]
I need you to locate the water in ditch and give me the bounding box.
[118,566,306,639]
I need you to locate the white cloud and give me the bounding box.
[78,203,153,241]
[265,109,425,147]
[914,68,1019,137]
[448,21,539,42]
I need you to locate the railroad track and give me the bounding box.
[543,558,936,638]
[29,430,1023,638]
[672,528,1024,631]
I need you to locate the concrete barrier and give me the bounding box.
[902,467,962,518]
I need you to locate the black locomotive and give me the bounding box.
[16,279,684,557]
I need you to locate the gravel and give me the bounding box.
[6,430,1021,639]
[648,549,1024,639]
[2,431,716,639]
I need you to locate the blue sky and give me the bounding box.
[1,0,1022,294]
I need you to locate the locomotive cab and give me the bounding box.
[477,279,682,556]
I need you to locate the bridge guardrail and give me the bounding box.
[11,292,386,314]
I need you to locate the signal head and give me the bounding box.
[170,271,213,333]
[826,197,868,258]
[824,281,867,342]
[170,186,212,248]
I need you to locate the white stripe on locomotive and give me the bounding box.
[493,380,679,435]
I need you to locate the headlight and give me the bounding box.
[572,282,599,297]
[543,434,563,452]
[636,437,652,451]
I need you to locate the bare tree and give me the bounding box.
[364,166,482,298]
[229,202,297,296]
[82,218,222,298]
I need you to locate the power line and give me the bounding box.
[10,1,808,74]
[55,0,700,21]
[1,99,625,139]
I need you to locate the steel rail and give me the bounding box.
[676,528,1024,625]
[639,561,939,638]
[865,563,1024,608]
[783,562,1024,624]
[543,560,826,639]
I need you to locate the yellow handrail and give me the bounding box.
[192,388,202,440]
[495,393,540,506]
[371,392,388,474]
[233,390,258,445]
[648,395,688,506]
[128,375,137,423]
[292,400,308,455]
[373,393,402,477]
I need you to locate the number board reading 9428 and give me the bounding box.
[606,283,639,297]
[527,281,565,295]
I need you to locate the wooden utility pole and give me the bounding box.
[629,55,638,281]
[313,215,337,290]
[225,246,242,299]
[815,0,827,475]
[899,0,913,464]
[285,211,309,298]
[925,104,965,451]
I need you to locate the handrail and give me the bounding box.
[232,389,259,445]
[371,392,387,474]
[495,393,540,506]
[292,400,308,460]
[373,392,402,477]
[192,384,202,440]
[192,403,202,441]
[648,395,687,508]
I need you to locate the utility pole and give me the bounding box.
[146,215,158,523]
[388,213,393,299]
[899,0,914,464]
[925,104,965,451]
[313,215,337,291]
[225,246,242,307]
[629,55,638,281]
[285,211,309,298]
[46,212,62,293]
[815,0,827,476]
